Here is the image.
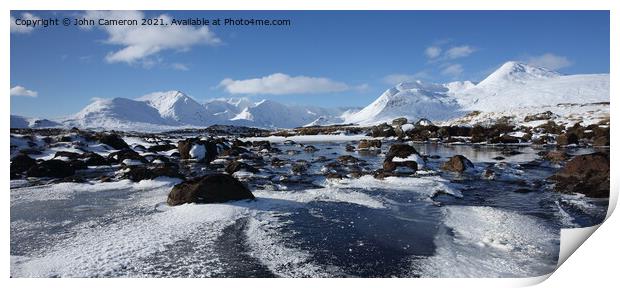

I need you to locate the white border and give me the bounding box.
[2,1,618,287]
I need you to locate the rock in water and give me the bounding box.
[441,155,474,172]
[386,144,418,159]
[549,152,609,198]
[167,174,255,206]
[357,139,382,150]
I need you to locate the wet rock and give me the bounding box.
[556,132,579,146]
[221,146,249,157]
[385,144,418,159]
[291,163,307,175]
[167,174,255,206]
[226,161,259,175]
[382,159,418,173]
[345,144,356,152]
[337,155,361,165]
[271,158,287,167]
[492,156,506,161]
[549,152,609,198]
[441,155,474,173]
[27,159,75,178]
[357,139,382,150]
[542,150,569,162]
[95,133,130,150]
[371,123,396,138]
[304,145,319,153]
[10,154,37,175]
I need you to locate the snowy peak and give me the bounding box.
[137,91,213,125]
[477,61,560,87]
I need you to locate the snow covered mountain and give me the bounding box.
[345,61,609,125]
[452,61,609,111]
[12,61,609,130]
[344,81,463,125]
[10,115,61,129]
[55,91,355,130]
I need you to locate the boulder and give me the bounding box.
[26,159,75,178]
[303,145,319,153]
[226,161,259,175]
[556,132,579,146]
[391,117,408,126]
[542,150,569,162]
[95,133,130,150]
[371,123,396,138]
[178,138,218,163]
[10,154,37,174]
[83,152,109,166]
[549,152,609,198]
[108,148,145,164]
[123,164,183,182]
[147,143,177,152]
[385,144,418,159]
[357,139,382,150]
[441,155,474,173]
[167,174,255,206]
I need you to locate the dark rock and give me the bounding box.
[10,154,37,174]
[392,117,408,126]
[385,144,418,159]
[524,111,555,122]
[337,155,360,165]
[147,143,176,152]
[167,174,255,206]
[441,155,474,173]
[291,163,307,175]
[492,156,506,161]
[95,133,130,150]
[549,152,609,198]
[226,161,259,175]
[542,150,569,162]
[221,146,249,157]
[304,145,319,153]
[593,136,610,146]
[108,148,144,164]
[27,159,75,178]
[178,138,218,163]
[83,152,109,166]
[371,123,396,138]
[271,158,287,167]
[556,132,579,146]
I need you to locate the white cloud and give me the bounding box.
[10,13,40,34]
[441,64,463,76]
[445,45,476,59]
[82,11,220,65]
[524,53,573,70]
[219,73,351,95]
[10,85,38,97]
[425,46,442,59]
[171,63,189,71]
[383,72,430,85]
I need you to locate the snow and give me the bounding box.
[122,159,144,166]
[346,61,608,126]
[401,123,414,132]
[189,144,206,161]
[392,154,425,168]
[10,115,61,129]
[327,175,462,198]
[414,205,559,277]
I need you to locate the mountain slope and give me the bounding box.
[347,61,609,125]
[138,91,215,125]
[344,81,463,125]
[10,115,61,129]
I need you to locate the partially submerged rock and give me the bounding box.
[549,152,609,198]
[167,174,255,206]
[357,139,382,150]
[441,155,474,173]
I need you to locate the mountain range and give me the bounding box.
[11,61,610,130]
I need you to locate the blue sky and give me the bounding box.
[11,10,610,118]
